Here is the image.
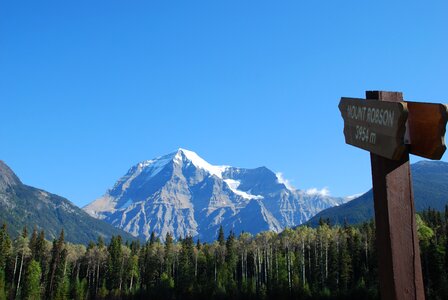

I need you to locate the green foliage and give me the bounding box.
[218,226,225,246]
[97,281,108,299]
[23,260,41,300]
[45,230,67,300]
[0,268,6,300]
[2,208,448,299]
[417,214,434,247]
[106,235,123,291]
[0,224,11,271]
[71,278,87,300]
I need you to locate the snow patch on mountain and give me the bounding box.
[175,148,229,178]
[224,179,264,200]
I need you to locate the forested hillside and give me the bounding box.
[0,161,135,245]
[0,208,447,300]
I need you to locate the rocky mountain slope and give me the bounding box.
[84,149,349,241]
[0,160,134,244]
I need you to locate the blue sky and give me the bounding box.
[1,1,447,207]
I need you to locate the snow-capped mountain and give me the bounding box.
[84,149,348,241]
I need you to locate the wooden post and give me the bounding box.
[367,91,425,300]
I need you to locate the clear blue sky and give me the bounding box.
[1,1,447,207]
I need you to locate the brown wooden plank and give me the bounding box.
[406,101,448,160]
[367,90,425,300]
[339,97,408,160]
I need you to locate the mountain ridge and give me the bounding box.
[307,160,448,226]
[0,160,135,244]
[84,148,349,241]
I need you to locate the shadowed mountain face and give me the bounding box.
[307,160,448,226]
[0,160,134,244]
[84,149,349,242]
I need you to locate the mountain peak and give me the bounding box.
[173,148,228,178]
[84,149,348,241]
[0,160,22,190]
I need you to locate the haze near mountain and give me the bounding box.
[84,149,349,241]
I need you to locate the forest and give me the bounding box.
[0,207,447,300]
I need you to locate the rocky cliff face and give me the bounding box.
[0,160,21,191]
[84,149,347,241]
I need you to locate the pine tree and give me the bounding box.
[97,236,105,249]
[22,226,28,239]
[0,224,11,271]
[23,259,41,300]
[164,232,174,276]
[107,236,123,292]
[149,232,156,246]
[445,205,448,276]
[178,235,195,294]
[36,231,46,271]
[0,268,6,300]
[218,226,225,247]
[46,230,67,299]
[338,229,352,294]
[29,227,38,259]
[0,226,11,297]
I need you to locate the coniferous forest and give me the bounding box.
[0,208,447,300]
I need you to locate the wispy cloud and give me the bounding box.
[276,172,296,191]
[345,193,362,201]
[305,187,330,197]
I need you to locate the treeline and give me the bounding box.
[0,207,447,300]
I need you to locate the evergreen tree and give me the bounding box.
[46,230,67,299]
[23,259,41,300]
[97,236,105,249]
[29,227,38,260]
[178,235,195,294]
[218,226,225,247]
[164,232,174,276]
[0,268,6,300]
[22,226,28,239]
[338,229,352,294]
[107,236,123,292]
[149,232,156,246]
[0,224,11,270]
[36,231,46,272]
[445,205,448,277]
[29,229,46,266]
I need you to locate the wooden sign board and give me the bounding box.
[339,97,408,160]
[407,101,448,160]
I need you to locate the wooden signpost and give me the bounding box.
[339,98,408,160]
[339,91,448,300]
